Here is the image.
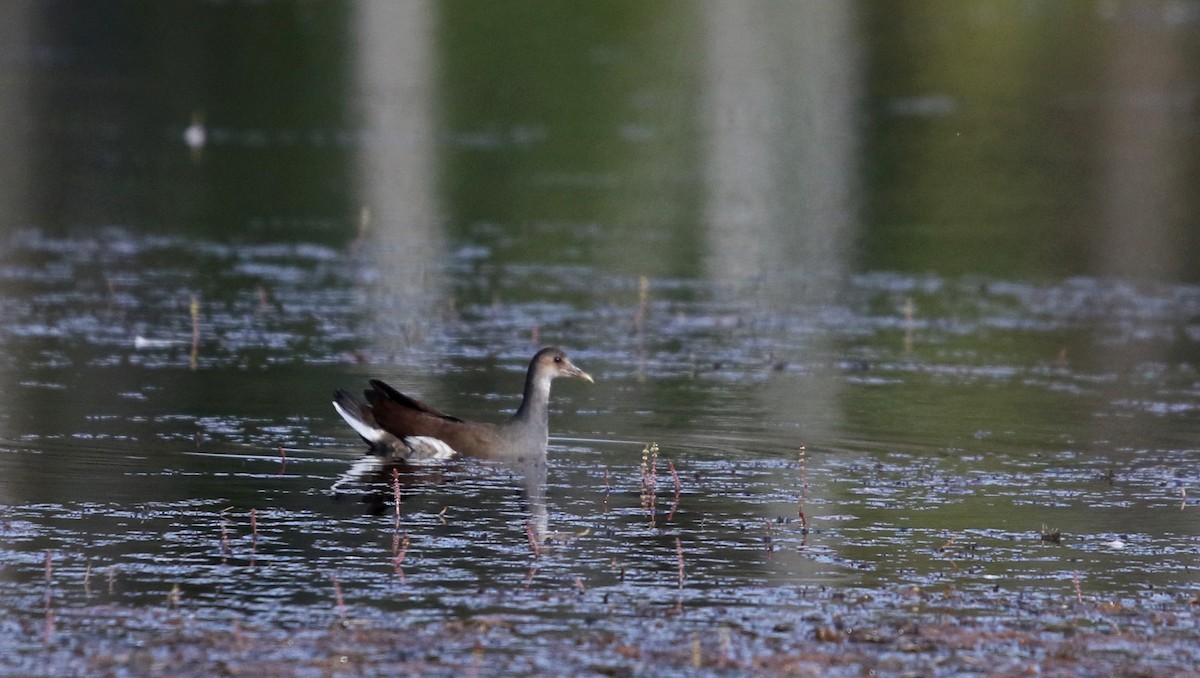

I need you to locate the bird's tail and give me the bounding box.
[333,387,457,463]
[332,389,389,446]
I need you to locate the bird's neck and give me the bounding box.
[513,371,551,429]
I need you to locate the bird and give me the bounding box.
[332,347,593,462]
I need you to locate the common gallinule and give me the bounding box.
[333,347,593,461]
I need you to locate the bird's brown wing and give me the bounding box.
[365,379,498,458]
[367,379,463,422]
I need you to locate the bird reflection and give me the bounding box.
[330,449,551,543]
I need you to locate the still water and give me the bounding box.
[1,1,1198,674]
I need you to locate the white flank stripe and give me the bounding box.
[403,436,458,463]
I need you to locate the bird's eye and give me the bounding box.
[553,356,563,364]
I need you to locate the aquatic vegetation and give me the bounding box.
[0,228,1197,674]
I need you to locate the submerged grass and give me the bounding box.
[3,229,1200,674]
[4,587,1197,677]
[3,444,1197,676]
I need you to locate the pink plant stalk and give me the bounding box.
[667,460,681,522]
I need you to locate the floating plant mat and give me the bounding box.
[0,228,1198,675]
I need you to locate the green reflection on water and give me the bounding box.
[437,0,705,279]
[5,2,1199,282]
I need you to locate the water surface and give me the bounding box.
[1,1,1199,674]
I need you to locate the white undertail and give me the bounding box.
[333,400,386,443]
